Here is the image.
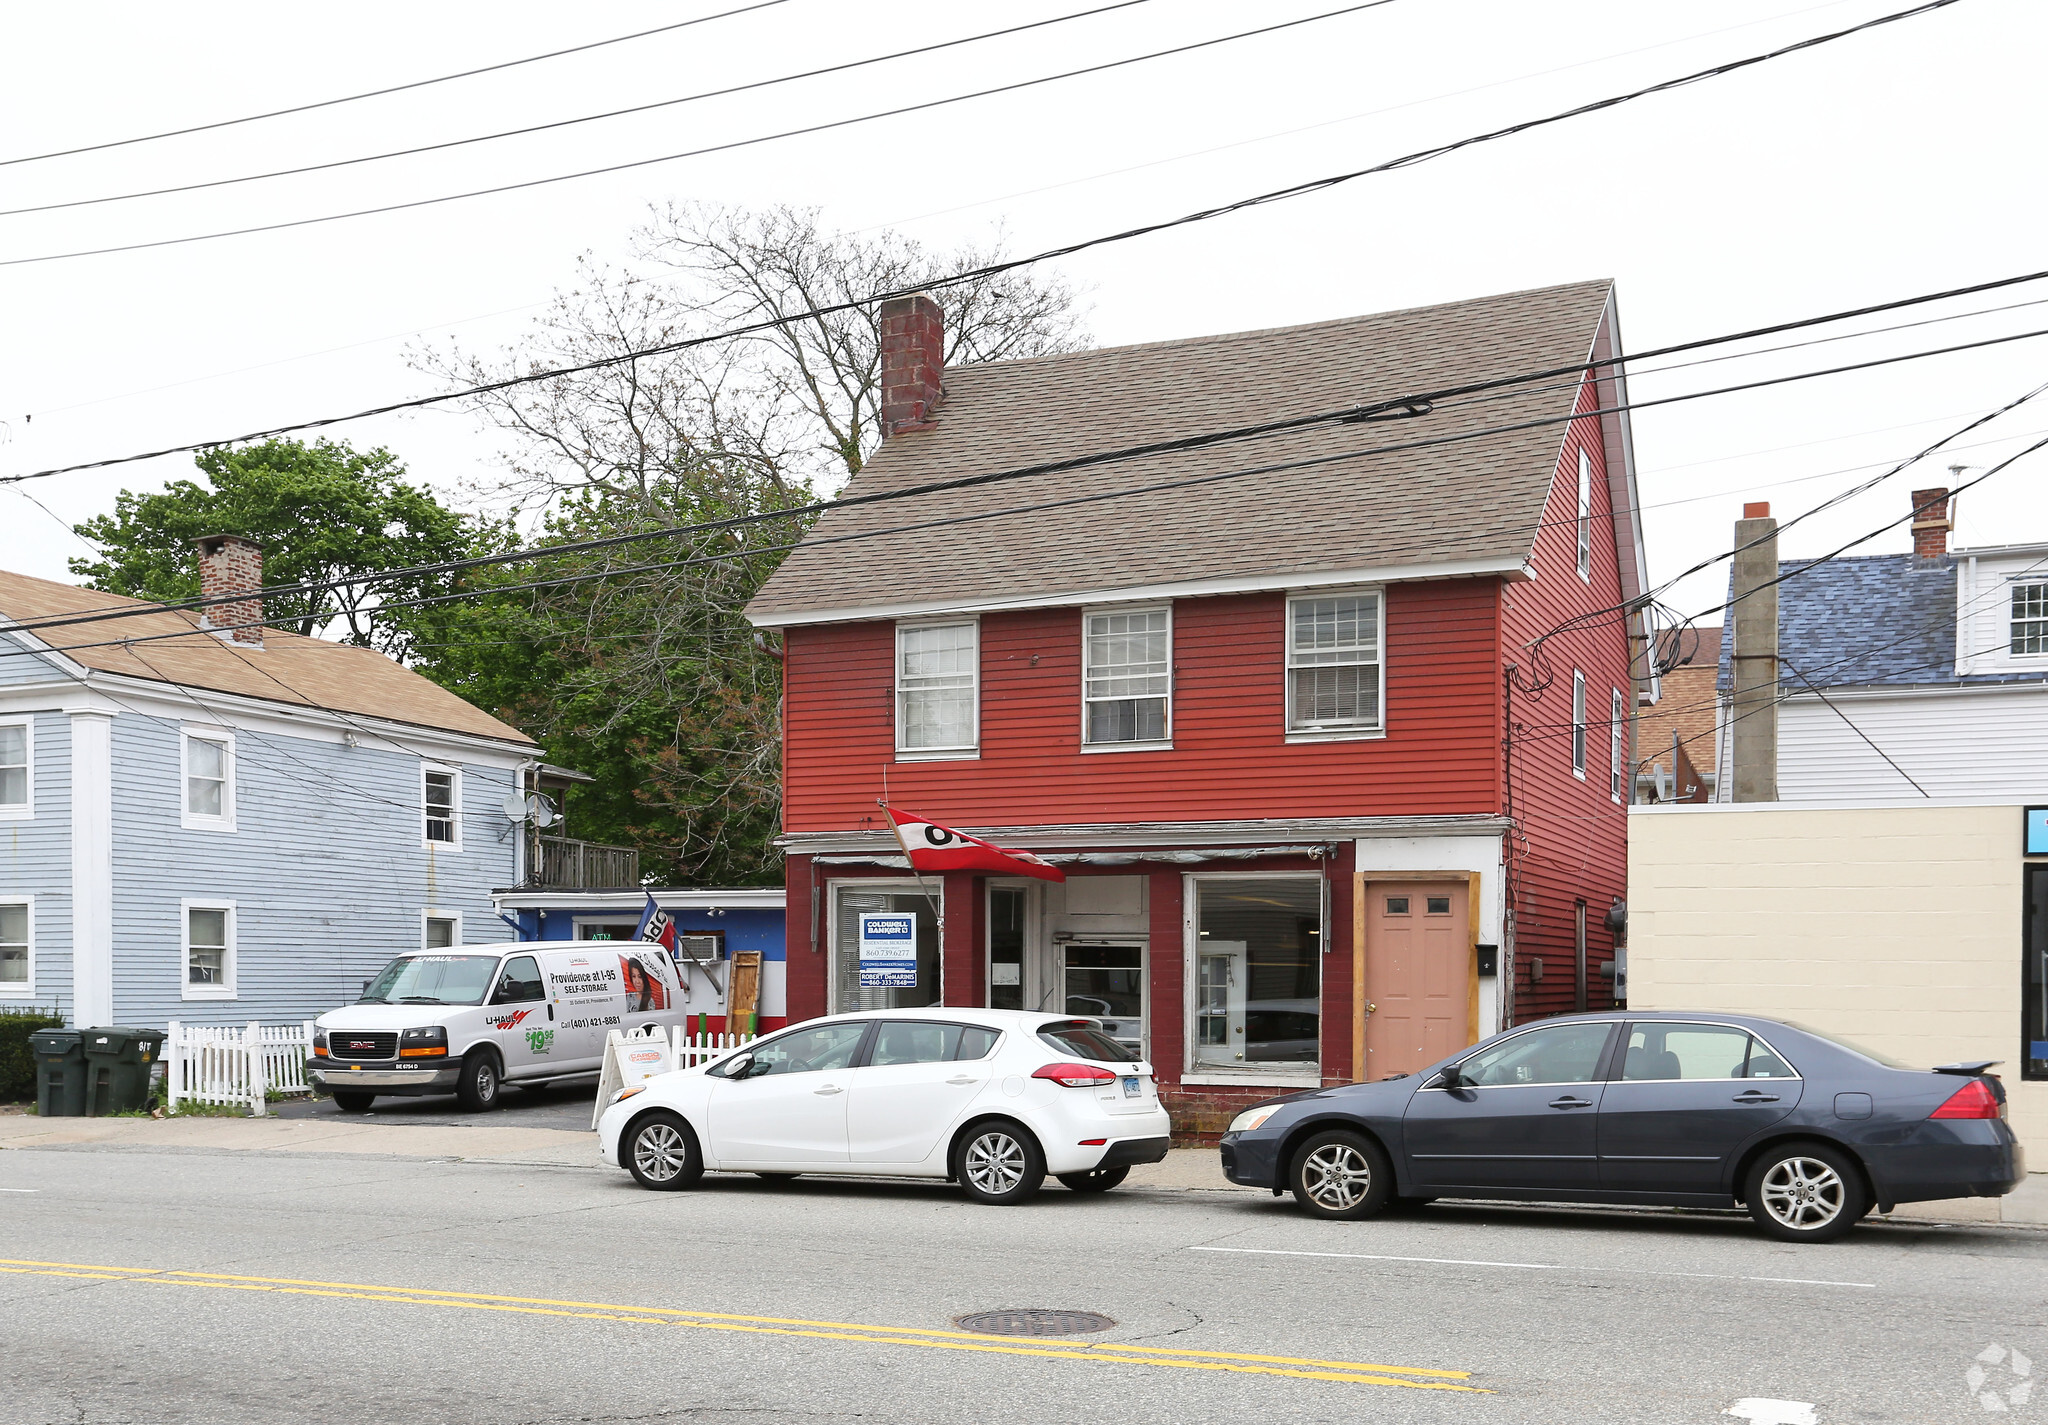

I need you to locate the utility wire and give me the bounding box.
[0,1,1165,219]
[0,0,1396,266]
[0,0,793,168]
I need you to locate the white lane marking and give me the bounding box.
[1189,1245,1875,1289]
[0,1189,37,1194]
[1724,1400,1818,1425]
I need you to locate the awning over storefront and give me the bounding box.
[813,845,1337,868]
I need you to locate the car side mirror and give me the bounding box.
[726,1053,755,1079]
[1438,1061,1465,1089]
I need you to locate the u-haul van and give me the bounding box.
[312,943,686,1112]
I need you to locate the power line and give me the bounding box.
[0,0,1395,266]
[0,0,793,168]
[0,0,1163,218]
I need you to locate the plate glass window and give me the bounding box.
[2014,583,2048,655]
[424,771,457,844]
[187,907,230,988]
[1083,609,1170,743]
[896,623,977,752]
[2026,865,2048,1081]
[1576,448,1593,579]
[1191,878,1321,1071]
[988,886,1025,1011]
[832,887,942,1012]
[186,735,229,819]
[1287,593,1381,732]
[1571,671,1587,777]
[0,724,25,809]
[0,903,26,987]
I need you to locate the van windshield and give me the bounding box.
[360,954,502,1006]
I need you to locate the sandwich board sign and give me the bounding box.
[858,912,918,988]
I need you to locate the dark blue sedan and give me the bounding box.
[1218,1011,2024,1242]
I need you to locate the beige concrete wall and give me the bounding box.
[1629,802,2045,1160]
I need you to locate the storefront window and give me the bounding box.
[989,887,1026,1011]
[2027,866,2048,1081]
[833,885,943,1013]
[1191,877,1322,1071]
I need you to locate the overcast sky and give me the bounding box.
[3,0,2043,627]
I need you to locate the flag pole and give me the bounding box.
[882,800,945,1007]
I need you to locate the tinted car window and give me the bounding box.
[1458,1022,1611,1086]
[491,956,544,1004]
[869,1022,961,1066]
[749,1023,867,1077]
[956,1027,1001,1060]
[1622,1023,1752,1081]
[1038,1020,1139,1063]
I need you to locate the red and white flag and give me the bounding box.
[886,807,1065,883]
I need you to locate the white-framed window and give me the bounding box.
[423,766,461,849]
[895,621,978,757]
[1575,447,1593,581]
[0,718,30,819]
[0,898,30,998]
[1184,872,1324,1083]
[829,881,943,1013]
[1610,687,1627,802]
[182,899,236,1000]
[181,728,235,831]
[1082,605,1171,747]
[1286,590,1384,737]
[1571,670,1588,779]
[423,911,461,950]
[2012,583,2048,655]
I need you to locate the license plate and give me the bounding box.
[1122,1076,1141,1099]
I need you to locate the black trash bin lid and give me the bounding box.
[28,1028,82,1051]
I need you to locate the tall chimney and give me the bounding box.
[1729,501,1778,803]
[194,535,266,648]
[877,293,944,437]
[1910,485,1952,560]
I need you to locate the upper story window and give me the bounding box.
[423,768,460,847]
[0,720,28,817]
[896,622,978,756]
[182,729,234,830]
[1288,592,1383,735]
[2013,583,2048,655]
[1610,687,1627,802]
[1083,607,1170,746]
[1571,670,1588,779]
[1576,448,1594,581]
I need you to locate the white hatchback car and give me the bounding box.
[596,1009,1173,1204]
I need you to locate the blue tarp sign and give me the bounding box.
[858,913,918,988]
[2028,807,2048,856]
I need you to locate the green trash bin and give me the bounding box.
[30,1029,87,1117]
[79,1026,167,1116]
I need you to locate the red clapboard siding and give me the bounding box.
[782,579,1504,832]
[1497,374,1631,1021]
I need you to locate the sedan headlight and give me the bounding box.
[609,1085,647,1108]
[1227,1106,1280,1134]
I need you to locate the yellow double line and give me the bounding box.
[0,1257,1482,1391]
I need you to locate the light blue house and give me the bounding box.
[0,543,541,1028]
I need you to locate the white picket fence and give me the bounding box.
[166,1020,315,1116]
[591,1025,757,1128]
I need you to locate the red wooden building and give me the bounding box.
[746,281,1650,1138]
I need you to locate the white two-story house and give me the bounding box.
[0,536,542,1028]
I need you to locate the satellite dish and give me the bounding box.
[531,794,558,829]
[501,791,530,823]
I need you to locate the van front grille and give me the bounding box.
[329,1032,398,1062]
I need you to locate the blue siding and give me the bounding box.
[0,709,71,1015]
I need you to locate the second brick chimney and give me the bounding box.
[1910,486,1951,560]
[194,534,266,647]
[877,293,944,437]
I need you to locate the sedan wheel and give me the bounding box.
[1289,1129,1395,1221]
[626,1112,703,1192]
[955,1123,1045,1205]
[1744,1141,1867,1243]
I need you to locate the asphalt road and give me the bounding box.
[272,1074,602,1131]
[2,1137,2042,1424]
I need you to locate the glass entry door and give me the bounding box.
[1062,942,1146,1058]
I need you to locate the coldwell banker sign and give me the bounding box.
[858,913,917,988]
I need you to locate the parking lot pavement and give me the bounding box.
[272,1073,601,1132]
[3,1140,2043,1424]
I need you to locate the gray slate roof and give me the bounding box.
[747,280,1616,623]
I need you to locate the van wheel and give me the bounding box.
[1056,1166,1130,1193]
[955,1122,1045,1205]
[1744,1141,1869,1243]
[455,1052,502,1112]
[627,1113,703,1191]
[330,1092,374,1113]
[1289,1129,1395,1221]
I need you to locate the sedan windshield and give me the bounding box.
[360,954,502,1006]
[1038,1020,1139,1063]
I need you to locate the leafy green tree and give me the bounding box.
[70,438,473,659]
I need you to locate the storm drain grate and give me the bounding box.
[954,1308,1117,1337]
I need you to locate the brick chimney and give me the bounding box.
[877,293,944,437]
[1910,486,1951,560]
[194,534,266,647]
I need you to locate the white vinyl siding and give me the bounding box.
[1083,607,1170,746]
[1286,591,1383,735]
[1571,671,1588,779]
[1576,448,1593,580]
[181,729,234,831]
[423,767,460,849]
[1611,687,1627,802]
[896,622,978,755]
[182,899,236,1000]
[0,719,28,818]
[0,900,29,997]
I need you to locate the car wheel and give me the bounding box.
[955,1122,1045,1205]
[1056,1165,1131,1193]
[330,1092,374,1114]
[1744,1141,1868,1243]
[626,1112,703,1192]
[455,1051,502,1112]
[754,1172,802,1183]
[1288,1129,1395,1221]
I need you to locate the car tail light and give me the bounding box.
[1033,1061,1116,1087]
[1929,1077,2004,1120]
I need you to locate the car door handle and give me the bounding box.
[946,1076,979,1086]
[1732,1090,1780,1103]
[1547,1096,1594,1109]
[812,1084,843,1096]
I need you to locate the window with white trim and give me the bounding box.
[0,901,28,994]
[896,622,978,754]
[1083,607,1170,744]
[2013,583,2048,655]
[183,901,235,999]
[1610,687,1627,802]
[0,720,28,816]
[424,915,458,950]
[1576,448,1593,580]
[1571,671,1588,779]
[182,730,233,829]
[1286,592,1383,733]
[423,768,459,847]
